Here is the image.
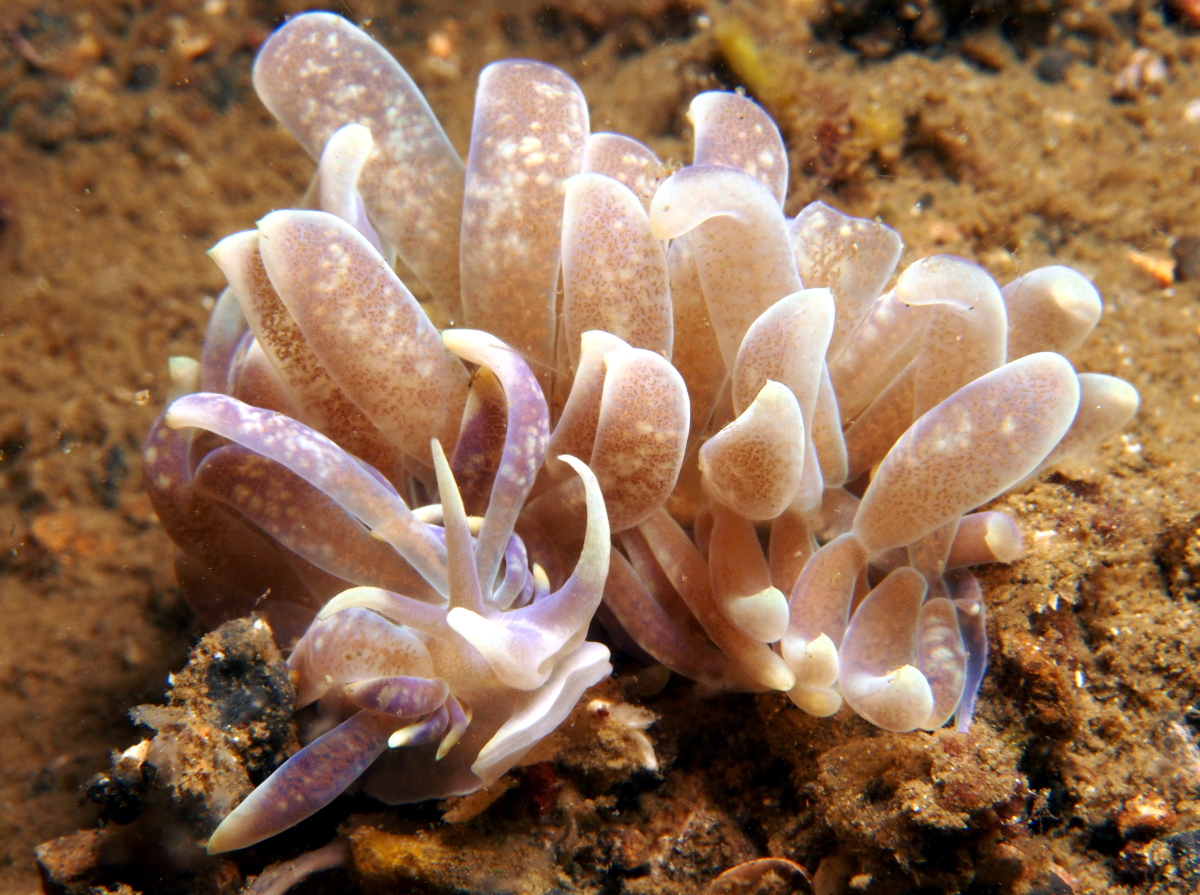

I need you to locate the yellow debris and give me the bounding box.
[1128,250,1175,287]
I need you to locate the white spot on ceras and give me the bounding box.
[533,83,565,101]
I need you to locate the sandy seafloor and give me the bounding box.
[3,0,1200,892]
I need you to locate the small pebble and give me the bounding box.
[1036,48,1073,84]
[1114,49,1167,99]
[1118,795,1176,839]
[1171,235,1200,281]
[960,31,1011,72]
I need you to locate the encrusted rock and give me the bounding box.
[1158,512,1200,601]
[348,820,568,895]
[131,616,298,828]
[1137,830,1200,894]
[34,829,112,895]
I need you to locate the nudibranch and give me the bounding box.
[145,11,1139,852]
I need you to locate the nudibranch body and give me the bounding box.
[146,11,1139,852]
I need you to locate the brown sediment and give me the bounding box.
[4,0,1200,892]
